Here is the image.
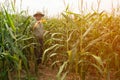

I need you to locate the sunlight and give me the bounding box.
[0,0,120,16]
[0,0,120,80]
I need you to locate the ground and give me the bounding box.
[37,64,80,80]
[37,64,57,80]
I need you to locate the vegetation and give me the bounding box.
[0,1,37,79]
[0,0,120,80]
[43,11,120,80]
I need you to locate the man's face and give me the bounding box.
[35,15,42,21]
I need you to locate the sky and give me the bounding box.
[0,0,120,17]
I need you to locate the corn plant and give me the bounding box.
[1,0,120,80]
[0,1,37,79]
[42,10,120,80]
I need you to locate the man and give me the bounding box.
[33,12,44,64]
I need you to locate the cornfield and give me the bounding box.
[0,0,120,80]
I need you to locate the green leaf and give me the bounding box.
[56,61,68,80]
[42,44,62,63]
[3,5,16,31]
[91,55,103,67]
[4,21,16,39]
[61,71,68,80]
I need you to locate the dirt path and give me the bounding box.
[36,64,80,80]
[32,64,119,80]
[37,64,57,80]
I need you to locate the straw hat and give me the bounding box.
[33,12,44,17]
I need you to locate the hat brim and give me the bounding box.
[33,13,44,17]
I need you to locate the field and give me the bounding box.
[0,0,120,80]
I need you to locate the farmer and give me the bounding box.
[32,12,45,64]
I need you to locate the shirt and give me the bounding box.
[33,21,44,39]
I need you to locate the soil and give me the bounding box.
[36,64,120,80]
[26,63,120,80]
[37,64,80,80]
[37,64,58,80]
